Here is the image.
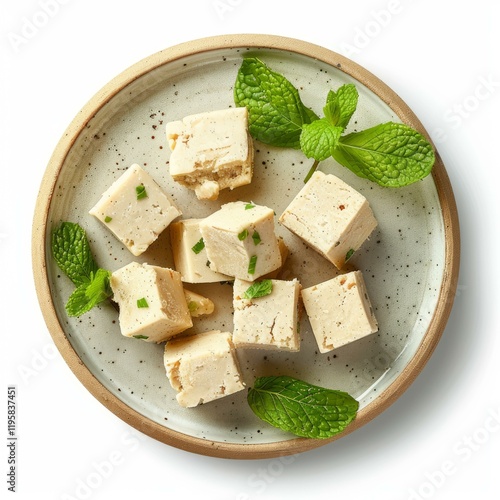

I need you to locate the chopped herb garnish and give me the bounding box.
[238,229,249,241]
[345,248,355,261]
[136,184,148,200]
[188,301,198,313]
[252,230,261,245]
[104,216,112,223]
[137,297,149,308]
[245,203,255,210]
[133,335,149,340]
[243,279,273,299]
[191,238,205,254]
[248,255,258,275]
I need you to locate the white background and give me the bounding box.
[2,1,499,499]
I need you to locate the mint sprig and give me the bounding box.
[52,222,113,317]
[234,57,319,149]
[247,376,359,439]
[234,57,435,187]
[52,222,99,286]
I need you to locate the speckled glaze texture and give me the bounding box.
[32,35,459,458]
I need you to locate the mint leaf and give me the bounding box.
[191,238,205,254]
[332,122,435,187]
[234,57,319,149]
[247,376,359,439]
[243,279,273,299]
[324,84,358,130]
[52,222,99,286]
[300,119,343,161]
[65,269,112,317]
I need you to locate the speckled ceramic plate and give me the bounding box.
[32,34,459,459]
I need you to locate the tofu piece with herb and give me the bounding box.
[233,278,301,351]
[199,201,282,281]
[170,218,231,283]
[183,289,215,318]
[279,171,377,269]
[110,262,192,343]
[165,107,254,200]
[89,163,181,256]
[164,330,246,407]
[301,270,378,353]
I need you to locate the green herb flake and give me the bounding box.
[135,184,148,200]
[188,301,198,313]
[345,249,355,262]
[191,238,205,254]
[133,335,149,340]
[238,229,249,241]
[252,231,261,245]
[245,203,255,210]
[243,279,273,299]
[248,255,258,275]
[247,376,359,439]
[104,216,112,223]
[137,297,149,308]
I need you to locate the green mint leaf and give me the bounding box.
[300,119,343,161]
[137,297,149,308]
[248,255,258,275]
[332,122,435,186]
[52,222,99,286]
[234,57,319,149]
[65,269,112,317]
[247,376,359,439]
[245,203,255,210]
[104,216,112,223]
[191,238,205,254]
[243,279,273,299]
[133,335,149,340]
[345,248,355,261]
[324,84,359,130]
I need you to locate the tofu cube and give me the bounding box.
[165,107,254,200]
[199,201,282,281]
[170,218,231,283]
[110,262,192,343]
[279,171,377,269]
[89,163,181,256]
[233,278,301,351]
[301,271,378,353]
[164,330,246,407]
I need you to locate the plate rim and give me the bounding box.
[31,33,460,459]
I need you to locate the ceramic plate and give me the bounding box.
[32,34,460,459]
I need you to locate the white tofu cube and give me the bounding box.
[170,218,231,283]
[233,278,301,351]
[89,163,181,256]
[279,171,377,269]
[165,107,254,200]
[110,262,192,343]
[301,271,378,353]
[164,330,246,407]
[199,201,282,281]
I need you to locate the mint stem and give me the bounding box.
[303,159,320,183]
